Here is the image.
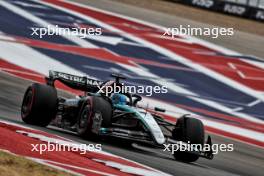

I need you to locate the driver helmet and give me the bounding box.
[111,93,127,105]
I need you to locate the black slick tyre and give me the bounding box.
[21,83,57,127]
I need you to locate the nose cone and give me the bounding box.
[139,112,165,145]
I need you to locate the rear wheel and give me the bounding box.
[21,83,57,127]
[172,116,204,162]
[77,96,112,138]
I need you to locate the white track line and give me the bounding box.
[0,1,96,48]
[248,100,261,107]
[0,37,85,76]
[16,130,171,176]
[228,62,264,80]
[31,158,116,176]
[0,67,43,77]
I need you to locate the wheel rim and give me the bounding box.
[21,89,33,118]
[79,105,91,129]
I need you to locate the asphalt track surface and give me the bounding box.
[1,71,264,176]
[0,0,263,176]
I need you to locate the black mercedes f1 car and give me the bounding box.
[21,70,213,162]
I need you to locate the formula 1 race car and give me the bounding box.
[21,70,213,162]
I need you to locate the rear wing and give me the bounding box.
[45,70,103,92]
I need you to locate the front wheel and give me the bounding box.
[172,116,204,162]
[76,96,112,139]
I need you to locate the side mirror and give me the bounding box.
[132,94,142,106]
[154,107,166,113]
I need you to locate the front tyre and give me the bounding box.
[21,83,57,127]
[77,96,112,139]
[172,116,204,162]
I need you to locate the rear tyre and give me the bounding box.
[172,117,204,162]
[77,96,112,138]
[21,83,57,127]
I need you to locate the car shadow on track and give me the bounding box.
[0,117,210,169]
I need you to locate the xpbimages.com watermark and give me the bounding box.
[163,141,234,155]
[97,83,168,97]
[163,25,234,39]
[31,142,102,155]
[31,25,102,38]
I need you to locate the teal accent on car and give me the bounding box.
[100,127,108,134]
[113,104,150,133]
